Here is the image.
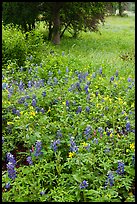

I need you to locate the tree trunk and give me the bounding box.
[119,2,123,16]
[52,10,60,45]
[48,21,53,41]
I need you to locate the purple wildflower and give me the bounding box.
[99,67,102,74]
[40,108,45,114]
[70,137,78,152]
[34,140,43,157]
[84,85,89,94]
[66,100,69,107]
[110,76,114,82]
[66,67,69,73]
[5,182,10,189]
[16,110,20,117]
[104,171,114,188]
[126,121,130,131]
[6,153,16,166]
[51,139,60,152]
[128,77,131,82]
[92,138,98,144]
[32,99,37,107]
[85,106,90,113]
[26,156,33,165]
[76,106,82,114]
[28,81,32,88]
[7,162,16,180]
[116,161,125,175]
[42,91,46,97]
[18,80,24,91]
[57,130,62,138]
[115,70,118,77]
[79,180,88,189]
[40,191,45,195]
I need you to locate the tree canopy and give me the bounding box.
[2,2,128,44]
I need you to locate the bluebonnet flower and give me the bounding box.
[28,81,32,88]
[6,153,16,166]
[99,67,102,74]
[18,97,25,104]
[58,69,61,74]
[76,106,82,114]
[85,106,90,113]
[34,140,43,157]
[40,108,45,114]
[110,76,114,82]
[32,94,36,99]
[66,100,69,107]
[24,102,28,107]
[5,182,10,189]
[70,137,78,152]
[25,95,30,99]
[126,121,130,131]
[104,147,110,153]
[84,85,89,94]
[92,72,96,78]
[92,138,98,144]
[28,68,32,74]
[26,156,33,165]
[48,71,53,76]
[16,110,20,117]
[32,99,37,107]
[7,162,16,180]
[98,127,103,133]
[79,180,88,189]
[53,77,58,84]
[57,130,62,138]
[2,82,8,90]
[42,91,46,97]
[12,108,17,114]
[66,67,69,73]
[76,82,81,91]
[127,77,131,82]
[86,94,90,101]
[40,191,45,195]
[84,125,92,138]
[96,91,98,96]
[18,80,24,91]
[51,139,60,152]
[115,70,118,77]
[62,51,65,56]
[104,171,114,188]
[116,161,125,175]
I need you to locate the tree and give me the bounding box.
[2,2,40,32]
[2,2,113,44]
[40,2,109,44]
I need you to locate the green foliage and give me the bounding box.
[2,16,135,202]
[2,24,45,67]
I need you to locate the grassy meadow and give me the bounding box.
[2,15,135,202]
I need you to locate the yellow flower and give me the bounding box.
[126,149,129,153]
[130,143,135,150]
[87,77,90,81]
[47,107,51,113]
[103,131,106,135]
[110,133,113,138]
[30,111,36,116]
[62,101,65,105]
[29,106,34,110]
[81,142,88,147]
[7,122,14,125]
[20,111,24,115]
[68,152,75,158]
